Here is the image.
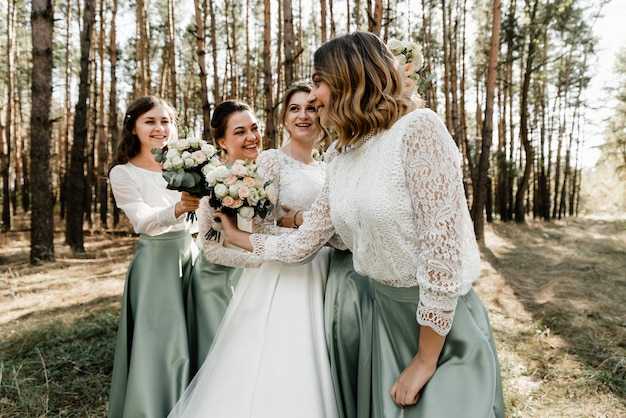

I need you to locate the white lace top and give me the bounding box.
[197,149,328,267]
[109,163,189,236]
[250,109,481,336]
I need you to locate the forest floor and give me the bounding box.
[0,215,625,417]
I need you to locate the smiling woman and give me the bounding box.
[107,95,201,418]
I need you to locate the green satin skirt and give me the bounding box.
[324,250,374,418]
[108,230,195,418]
[186,253,243,377]
[370,281,505,418]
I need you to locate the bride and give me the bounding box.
[168,84,338,418]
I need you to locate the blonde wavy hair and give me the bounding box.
[312,31,419,151]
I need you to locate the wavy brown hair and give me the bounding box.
[312,31,418,150]
[108,95,178,174]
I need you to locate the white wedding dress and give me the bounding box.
[168,149,338,418]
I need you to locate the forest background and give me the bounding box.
[0,0,625,416]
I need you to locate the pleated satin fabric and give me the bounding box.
[324,250,374,418]
[370,282,505,418]
[108,230,195,418]
[185,253,242,377]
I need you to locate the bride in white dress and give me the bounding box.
[168,84,338,418]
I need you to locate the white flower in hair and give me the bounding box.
[387,38,435,95]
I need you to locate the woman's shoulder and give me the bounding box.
[109,162,132,179]
[257,148,282,163]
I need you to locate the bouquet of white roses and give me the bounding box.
[203,159,276,240]
[152,129,221,221]
[387,38,436,95]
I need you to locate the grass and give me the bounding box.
[1,306,117,417]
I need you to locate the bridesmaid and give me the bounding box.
[186,100,260,377]
[107,95,200,417]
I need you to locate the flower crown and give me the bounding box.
[386,38,435,95]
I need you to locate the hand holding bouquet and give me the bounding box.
[204,159,276,240]
[152,130,221,221]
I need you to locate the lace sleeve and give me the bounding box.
[403,110,480,336]
[250,180,336,264]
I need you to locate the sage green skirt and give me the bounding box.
[370,281,505,418]
[324,249,374,418]
[186,253,243,377]
[108,230,195,418]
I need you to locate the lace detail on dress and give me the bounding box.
[203,149,330,267]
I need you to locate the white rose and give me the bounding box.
[210,156,221,166]
[171,156,184,170]
[184,157,196,168]
[247,188,260,206]
[201,164,215,176]
[163,160,172,170]
[406,42,421,55]
[213,165,231,181]
[412,52,424,70]
[214,183,229,198]
[191,150,207,164]
[395,54,407,65]
[166,148,180,159]
[231,162,248,177]
[229,183,241,198]
[205,170,217,186]
[201,144,217,157]
[187,136,200,148]
[238,206,255,220]
[175,139,190,150]
[387,38,404,55]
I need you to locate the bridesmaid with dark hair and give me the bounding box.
[186,100,260,377]
[107,95,200,418]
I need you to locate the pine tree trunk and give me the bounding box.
[473,0,500,241]
[66,0,95,252]
[30,0,55,262]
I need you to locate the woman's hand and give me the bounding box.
[175,191,200,218]
[277,204,302,229]
[389,326,445,408]
[213,211,254,251]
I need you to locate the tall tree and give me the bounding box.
[65,0,96,252]
[109,0,120,227]
[194,0,211,141]
[283,0,294,88]
[30,0,55,262]
[97,0,108,228]
[263,0,276,146]
[2,0,18,230]
[472,0,501,240]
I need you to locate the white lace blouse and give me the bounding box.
[109,163,189,236]
[249,109,481,336]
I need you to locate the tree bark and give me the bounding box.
[263,0,276,147]
[473,0,500,241]
[65,0,95,252]
[30,0,55,262]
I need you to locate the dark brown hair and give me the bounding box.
[210,100,254,147]
[109,95,177,173]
